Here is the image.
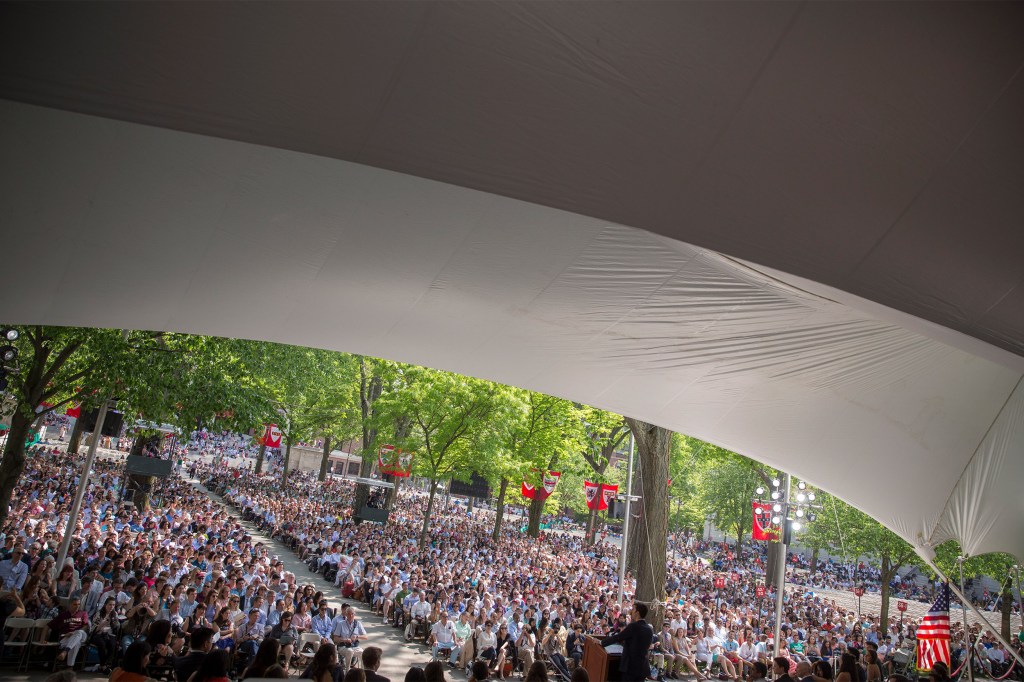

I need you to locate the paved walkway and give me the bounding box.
[196,477,456,682]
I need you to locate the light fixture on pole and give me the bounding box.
[752,474,822,657]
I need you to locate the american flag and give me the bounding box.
[917,582,951,671]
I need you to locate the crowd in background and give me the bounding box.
[0,438,1020,682]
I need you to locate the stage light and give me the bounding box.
[796,493,806,502]
[771,492,780,500]
[797,481,806,490]
[0,346,17,362]
[771,478,780,488]
[772,516,781,525]
[796,508,805,517]
[756,487,764,496]
[1,328,17,342]
[807,493,816,501]
[772,503,782,512]
[792,521,802,531]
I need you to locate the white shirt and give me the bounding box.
[432,619,456,644]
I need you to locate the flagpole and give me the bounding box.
[617,430,635,606]
[958,556,974,682]
[916,549,1024,671]
[772,473,790,658]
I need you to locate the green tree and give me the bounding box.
[487,390,576,541]
[697,448,762,551]
[577,409,629,544]
[843,507,919,627]
[933,541,1018,641]
[374,366,499,548]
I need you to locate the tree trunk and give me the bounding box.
[810,546,820,576]
[492,478,509,542]
[527,491,545,537]
[585,505,600,545]
[1000,577,1013,642]
[466,495,474,515]
[419,479,438,549]
[879,555,892,627]
[67,416,85,455]
[281,438,292,485]
[625,417,671,625]
[0,409,33,526]
[127,434,158,509]
[254,440,267,474]
[385,475,401,510]
[318,436,331,482]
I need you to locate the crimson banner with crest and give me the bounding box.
[261,424,282,448]
[600,483,618,511]
[584,480,601,510]
[378,444,414,477]
[751,501,780,541]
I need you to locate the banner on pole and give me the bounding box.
[261,424,282,448]
[541,471,560,498]
[600,483,618,511]
[377,444,413,477]
[584,480,601,510]
[751,501,780,541]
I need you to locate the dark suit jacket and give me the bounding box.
[364,671,390,682]
[174,651,208,682]
[601,619,654,681]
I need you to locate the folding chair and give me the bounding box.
[1,617,35,670]
[29,618,60,672]
[297,631,321,667]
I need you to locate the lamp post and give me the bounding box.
[617,431,641,606]
[958,556,974,682]
[1015,564,1023,626]
[754,474,819,657]
[57,397,111,570]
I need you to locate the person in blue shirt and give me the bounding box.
[0,546,29,591]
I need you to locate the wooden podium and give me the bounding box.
[583,636,622,682]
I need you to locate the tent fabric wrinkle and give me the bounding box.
[927,377,1024,558]
[0,100,1021,562]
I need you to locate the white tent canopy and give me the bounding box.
[1,100,1021,561]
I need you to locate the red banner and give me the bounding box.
[261,424,282,448]
[541,471,560,499]
[584,480,601,510]
[600,483,618,511]
[522,481,536,499]
[377,444,413,477]
[751,501,780,541]
[66,403,82,418]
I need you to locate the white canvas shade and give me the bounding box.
[0,100,1021,562]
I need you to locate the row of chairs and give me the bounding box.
[2,617,61,672]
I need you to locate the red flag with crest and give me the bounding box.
[751,501,780,541]
[600,483,618,511]
[584,481,601,510]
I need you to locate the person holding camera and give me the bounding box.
[332,605,367,670]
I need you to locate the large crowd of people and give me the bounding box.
[0,437,1020,682]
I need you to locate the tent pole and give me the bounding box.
[914,548,1024,670]
[957,557,974,682]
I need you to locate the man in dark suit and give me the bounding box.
[174,627,215,682]
[601,601,655,681]
[773,656,795,682]
[362,646,391,682]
